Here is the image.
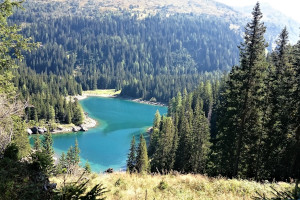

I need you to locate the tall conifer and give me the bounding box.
[136,134,149,174]
[126,135,136,173]
[213,2,268,178]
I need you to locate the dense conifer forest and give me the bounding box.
[10,3,241,102]
[145,3,300,181]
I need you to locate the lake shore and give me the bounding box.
[50,114,98,134]
[51,90,167,134]
[73,90,167,107]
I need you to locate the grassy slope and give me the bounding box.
[51,173,294,200]
[82,89,121,96]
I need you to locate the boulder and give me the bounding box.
[80,125,88,131]
[31,126,38,134]
[147,127,153,134]
[72,126,79,132]
[27,128,33,135]
[38,128,45,134]
[105,168,114,173]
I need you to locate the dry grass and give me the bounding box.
[83,89,121,96]
[50,172,294,200]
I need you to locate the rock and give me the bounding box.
[31,126,38,134]
[105,168,114,173]
[72,126,79,132]
[147,127,153,133]
[27,128,33,135]
[57,126,63,130]
[38,127,45,134]
[80,125,88,131]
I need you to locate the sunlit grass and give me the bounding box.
[50,172,295,200]
[82,89,121,96]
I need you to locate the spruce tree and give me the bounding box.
[290,37,300,179]
[40,132,54,173]
[136,134,149,174]
[153,110,161,129]
[74,138,80,165]
[148,110,161,157]
[57,152,67,174]
[264,27,296,179]
[72,99,84,126]
[190,99,211,173]
[213,2,268,178]
[84,160,92,173]
[42,132,54,158]
[34,134,41,151]
[126,136,136,173]
[151,117,176,172]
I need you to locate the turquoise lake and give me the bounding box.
[51,97,167,173]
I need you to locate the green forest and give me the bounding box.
[0,0,299,199]
[142,4,300,181]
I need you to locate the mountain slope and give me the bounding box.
[11,0,300,101]
[234,3,300,45]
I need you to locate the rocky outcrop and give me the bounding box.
[27,128,33,135]
[147,127,153,134]
[80,125,88,131]
[28,127,48,135]
[105,168,114,173]
[72,126,80,132]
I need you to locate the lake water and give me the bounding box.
[51,97,167,172]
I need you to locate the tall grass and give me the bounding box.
[50,172,295,200]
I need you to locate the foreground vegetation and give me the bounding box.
[51,172,296,200]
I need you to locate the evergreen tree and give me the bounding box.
[153,110,161,129]
[190,100,211,173]
[42,132,54,155]
[263,27,296,179]
[126,135,136,173]
[57,152,67,173]
[84,160,92,173]
[290,36,300,179]
[41,132,54,171]
[136,134,149,174]
[148,110,161,157]
[151,117,176,172]
[213,2,268,178]
[34,134,41,151]
[74,138,80,165]
[72,99,84,126]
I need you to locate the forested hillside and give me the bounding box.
[11,9,240,102]
[146,3,300,181]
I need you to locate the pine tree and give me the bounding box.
[148,110,161,157]
[34,134,41,151]
[290,37,300,179]
[65,108,72,124]
[213,2,268,178]
[72,99,84,126]
[57,152,67,174]
[153,110,161,129]
[126,136,136,173]
[74,138,80,165]
[151,117,176,172]
[263,27,296,179]
[84,160,92,173]
[40,132,54,174]
[190,100,211,173]
[136,134,149,174]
